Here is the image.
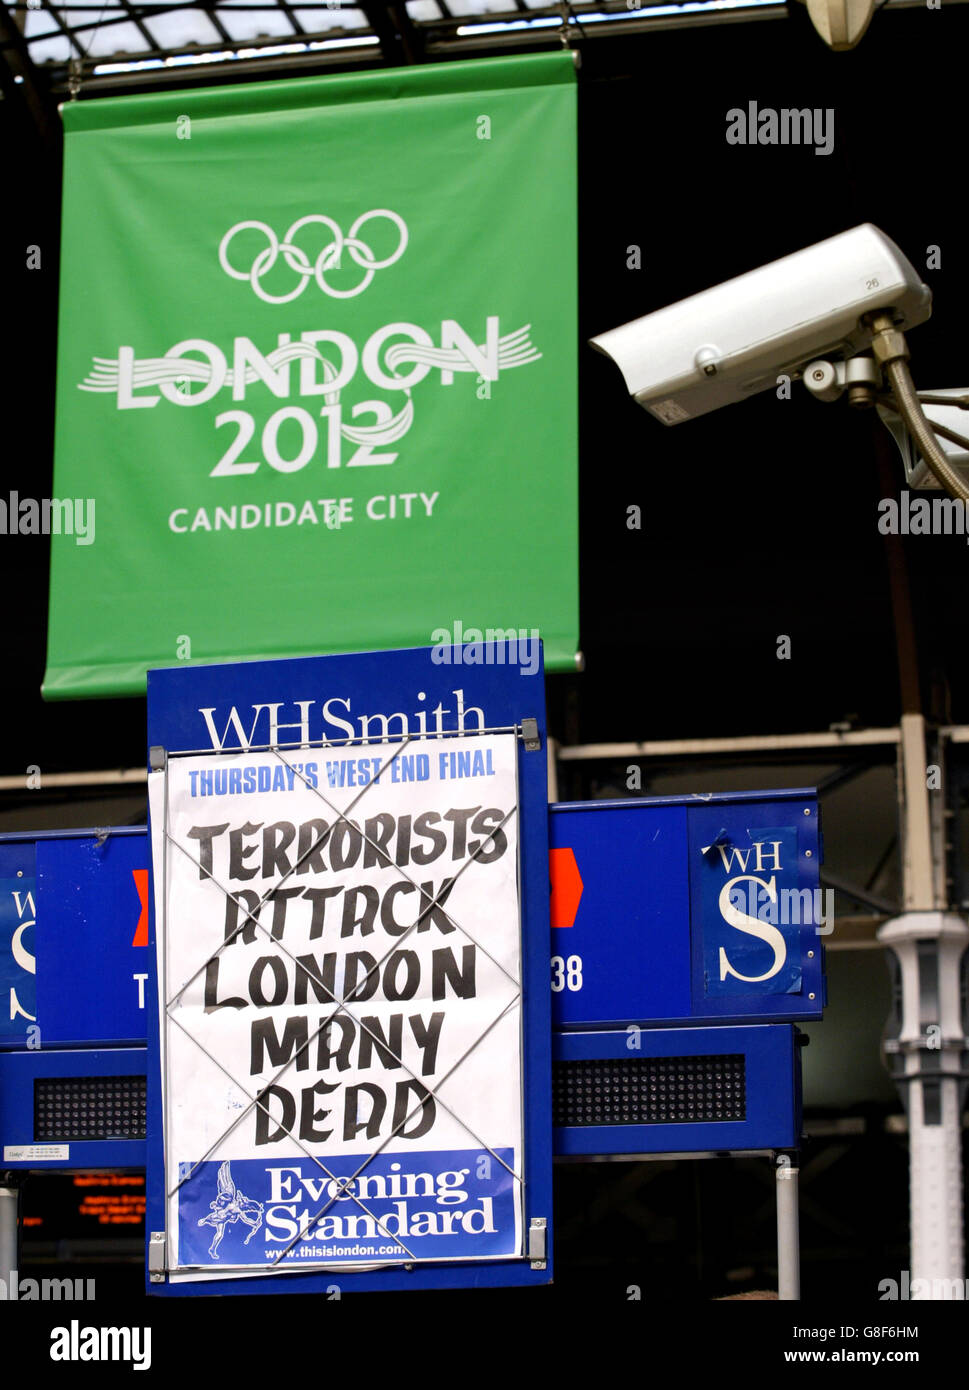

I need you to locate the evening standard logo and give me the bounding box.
[178,1152,515,1265]
[75,209,544,524]
[197,1160,263,1258]
[263,1158,498,1247]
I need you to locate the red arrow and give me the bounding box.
[549,847,583,928]
[132,869,149,946]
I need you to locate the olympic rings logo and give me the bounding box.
[218,211,408,303]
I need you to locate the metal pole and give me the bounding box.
[879,909,968,1292]
[877,707,968,1295]
[871,427,968,1297]
[0,1181,19,1295]
[909,1068,965,1290]
[775,1154,800,1300]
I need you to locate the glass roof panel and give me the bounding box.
[26,33,74,63]
[405,0,444,18]
[291,4,369,32]
[59,2,108,20]
[143,8,225,49]
[443,0,516,14]
[22,5,62,38]
[74,20,151,56]
[213,5,298,41]
[4,0,782,82]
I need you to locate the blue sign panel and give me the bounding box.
[0,840,36,1042]
[553,1024,802,1156]
[145,642,554,1297]
[0,828,150,1050]
[0,1047,147,1170]
[0,831,150,1171]
[549,791,825,1029]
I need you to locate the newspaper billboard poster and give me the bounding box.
[150,731,526,1280]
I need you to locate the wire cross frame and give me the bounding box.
[155,729,529,1274]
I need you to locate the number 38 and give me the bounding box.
[551,955,583,992]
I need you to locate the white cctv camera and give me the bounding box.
[589,224,932,426]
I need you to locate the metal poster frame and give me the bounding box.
[144,643,553,1295]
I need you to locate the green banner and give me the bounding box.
[44,54,578,699]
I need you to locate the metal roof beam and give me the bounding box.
[357,0,425,61]
[48,38,378,94]
[0,1,59,153]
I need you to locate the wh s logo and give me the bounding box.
[715,841,787,983]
